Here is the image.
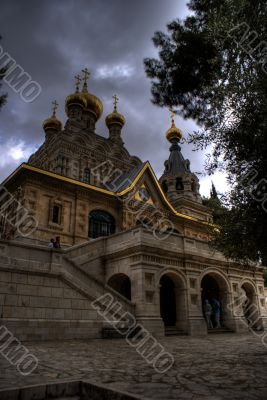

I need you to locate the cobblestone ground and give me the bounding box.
[0,333,267,400]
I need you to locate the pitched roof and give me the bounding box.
[110,162,146,192]
[1,162,210,226]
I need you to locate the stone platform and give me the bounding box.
[0,333,267,400]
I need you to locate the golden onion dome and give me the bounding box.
[76,68,103,121]
[43,101,62,133]
[166,110,182,142]
[106,94,125,128]
[43,115,62,132]
[65,92,87,113]
[105,110,126,128]
[82,91,103,121]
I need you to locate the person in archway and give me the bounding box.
[204,299,213,329]
[54,236,61,249]
[48,238,55,249]
[211,298,221,328]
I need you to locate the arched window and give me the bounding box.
[176,178,184,190]
[83,168,90,184]
[52,205,60,224]
[89,210,116,239]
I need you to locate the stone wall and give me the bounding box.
[0,239,135,341]
[0,269,101,341]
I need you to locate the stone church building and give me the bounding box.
[0,70,266,340]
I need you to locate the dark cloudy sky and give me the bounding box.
[0,0,227,196]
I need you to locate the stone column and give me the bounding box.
[187,287,207,336]
[130,264,165,338]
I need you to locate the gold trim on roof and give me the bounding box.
[2,162,210,226]
[4,163,116,197]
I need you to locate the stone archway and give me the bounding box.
[201,271,231,330]
[159,272,187,333]
[241,282,262,330]
[107,273,131,300]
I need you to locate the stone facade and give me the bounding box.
[0,71,266,340]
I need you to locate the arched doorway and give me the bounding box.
[201,272,230,330]
[88,210,115,239]
[160,275,176,326]
[107,273,131,300]
[159,273,187,332]
[241,282,262,330]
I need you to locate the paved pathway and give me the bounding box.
[0,333,267,400]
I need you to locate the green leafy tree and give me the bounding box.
[145,0,267,264]
[202,183,224,224]
[210,181,218,199]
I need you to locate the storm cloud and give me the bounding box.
[0,0,227,196]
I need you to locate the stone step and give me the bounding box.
[56,397,81,400]
[208,327,234,334]
[165,326,187,336]
[102,325,144,339]
[102,328,128,339]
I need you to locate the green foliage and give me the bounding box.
[202,183,224,223]
[145,0,267,265]
[210,181,218,199]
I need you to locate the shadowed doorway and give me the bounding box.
[107,273,131,300]
[201,275,220,302]
[160,275,176,326]
[201,273,231,330]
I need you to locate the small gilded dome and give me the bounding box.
[106,111,125,128]
[166,111,182,142]
[43,100,62,133]
[43,115,62,132]
[106,94,125,128]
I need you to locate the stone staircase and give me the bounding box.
[165,326,187,336]
[208,327,234,334]
[0,241,135,322]
[102,322,144,339]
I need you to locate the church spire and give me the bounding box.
[165,109,187,176]
[159,109,202,207]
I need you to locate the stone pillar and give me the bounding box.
[131,265,165,338]
[175,287,188,333]
[187,288,207,336]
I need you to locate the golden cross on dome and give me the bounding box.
[169,107,175,126]
[52,100,58,117]
[113,94,118,111]
[75,74,81,92]
[82,67,90,83]
[81,67,90,92]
